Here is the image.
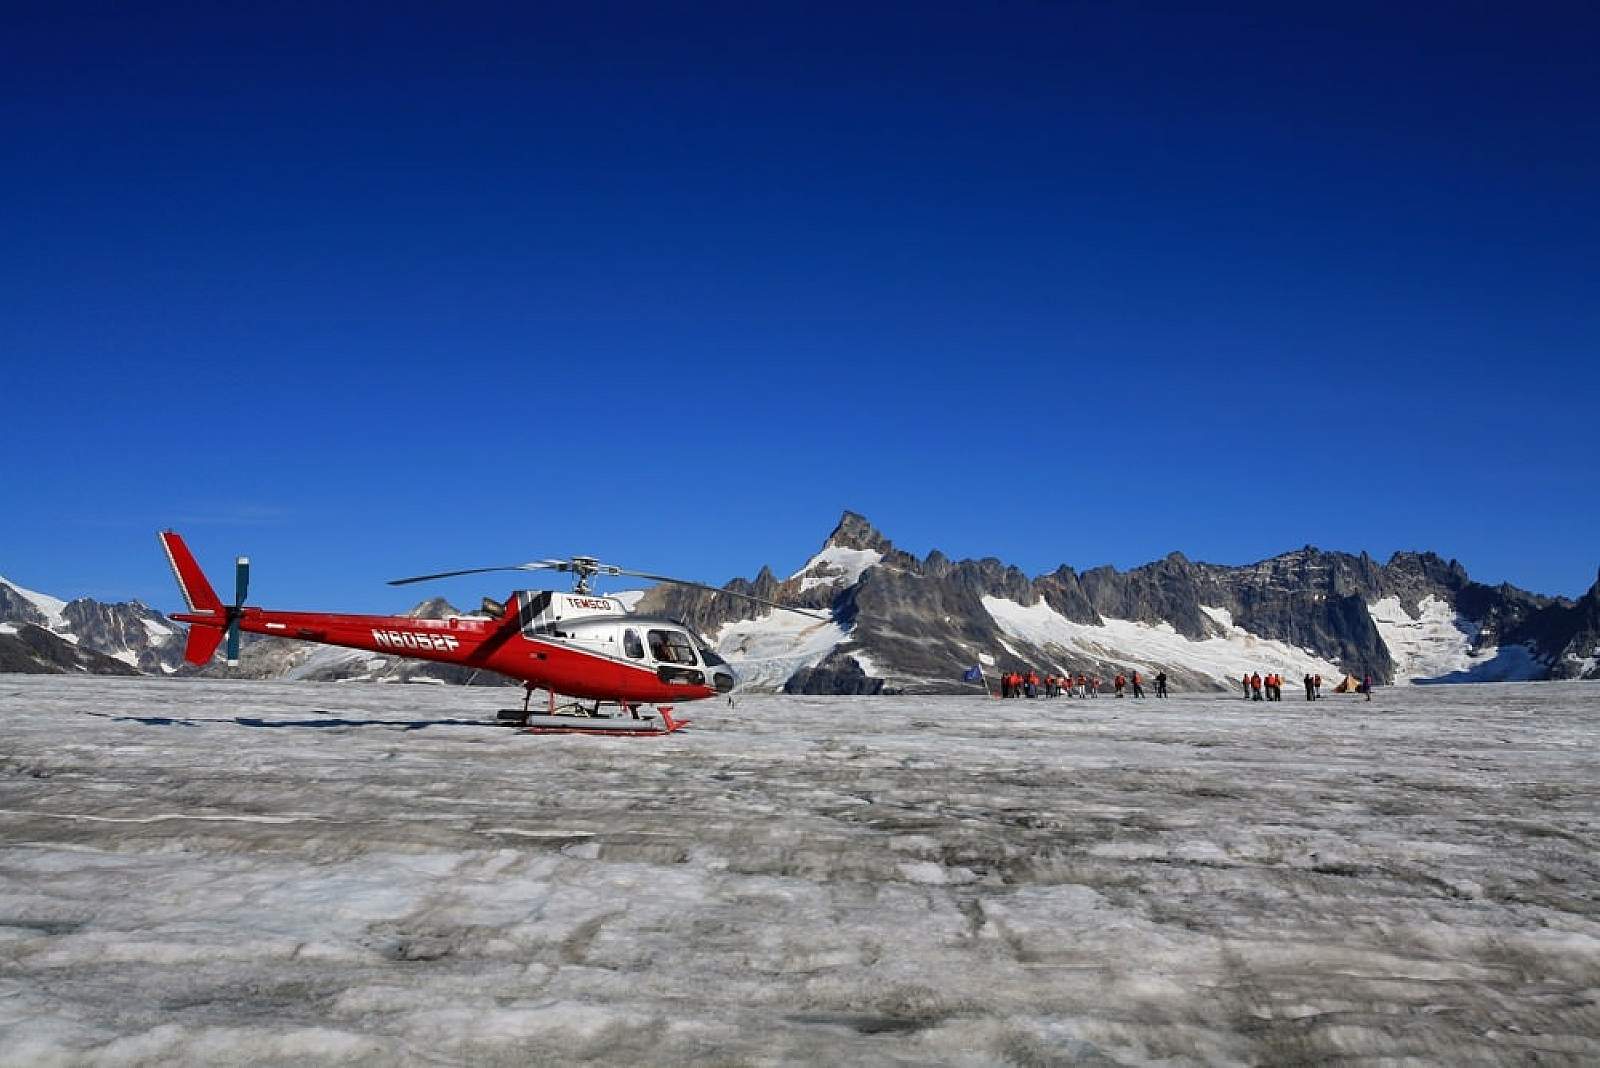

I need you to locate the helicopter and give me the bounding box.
[157,531,825,736]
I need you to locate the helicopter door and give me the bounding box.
[648,628,704,686]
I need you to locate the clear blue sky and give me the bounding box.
[2,2,1596,612]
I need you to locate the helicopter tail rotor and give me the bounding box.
[225,556,250,665]
[158,531,254,665]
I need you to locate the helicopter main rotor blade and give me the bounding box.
[616,568,830,621]
[387,558,830,621]
[387,563,560,586]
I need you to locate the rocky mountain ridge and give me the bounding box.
[4,519,1597,693]
[638,512,1599,694]
[0,576,187,676]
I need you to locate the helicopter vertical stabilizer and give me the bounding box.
[158,531,228,664]
[159,531,223,616]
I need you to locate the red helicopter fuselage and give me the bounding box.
[160,532,726,704]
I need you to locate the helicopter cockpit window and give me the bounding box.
[693,634,727,667]
[624,629,644,659]
[647,629,697,665]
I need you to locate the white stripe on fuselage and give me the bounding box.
[521,633,681,679]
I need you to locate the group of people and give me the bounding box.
[1243,671,1377,701]
[1242,672,1299,701]
[998,669,1170,699]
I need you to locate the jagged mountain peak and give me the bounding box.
[404,597,462,620]
[1385,550,1469,584]
[822,511,893,554]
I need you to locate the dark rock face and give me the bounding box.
[0,624,141,675]
[782,657,886,696]
[825,511,895,554]
[1184,550,1396,681]
[0,585,52,628]
[60,598,186,674]
[1539,574,1600,680]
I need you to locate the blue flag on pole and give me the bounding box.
[961,665,983,683]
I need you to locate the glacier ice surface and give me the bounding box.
[1,675,1598,1065]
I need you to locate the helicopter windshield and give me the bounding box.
[693,633,727,667]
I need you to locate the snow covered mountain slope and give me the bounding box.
[1368,595,1543,683]
[983,597,1345,691]
[709,611,851,691]
[0,623,142,675]
[0,575,186,674]
[791,545,883,592]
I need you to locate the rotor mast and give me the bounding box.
[568,556,603,594]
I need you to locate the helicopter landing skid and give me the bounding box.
[519,708,687,736]
[495,691,689,736]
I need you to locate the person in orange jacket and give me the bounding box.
[1131,670,1144,698]
[1250,672,1263,700]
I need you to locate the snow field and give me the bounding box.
[983,596,1345,686]
[1,676,1598,1064]
[710,611,849,691]
[1370,595,1545,683]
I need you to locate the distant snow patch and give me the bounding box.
[847,649,885,679]
[141,617,176,638]
[790,547,882,592]
[284,645,375,681]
